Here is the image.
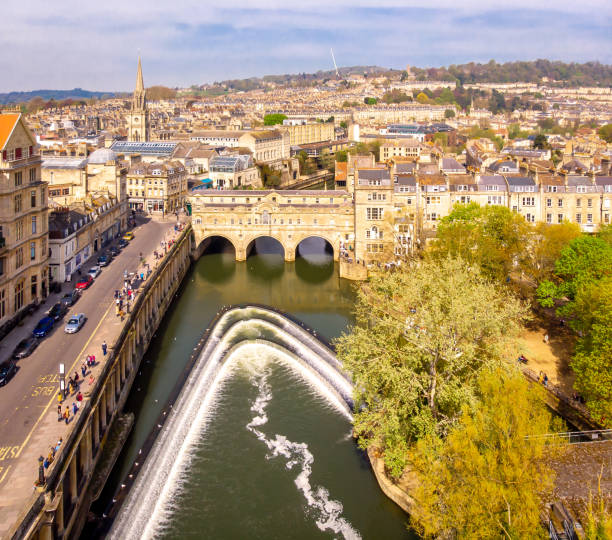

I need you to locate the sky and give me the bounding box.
[1,0,611,92]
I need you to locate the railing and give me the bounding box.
[0,154,41,169]
[526,429,612,444]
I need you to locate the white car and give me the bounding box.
[64,313,86,334]
[87,265,101,279]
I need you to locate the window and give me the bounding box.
[14,194,22,213]
[546,186,558,193]
[521,197,535,206]
[576,198,581,207]
[14,171,22,186]
[576,213,582,223]
[426,196,441,204]
[525,213,535,223]
[460,195,471,204]
[31,275,37,297]
[30,242,36,261]
[587,198,592,208]
[366,207,384,220]
[587,214,593,223]
[41,238,46,259]
[557,214,564,224]
[16,219,24,241]
[29,168,36,183]
[577,186,587,193]
[427,213,438,221]
[605,213,610,224]
[546,198,552,208]
[0,289,4,318]
[14,280,24,312]
[487,195,503,205]
[31,190,36,208]
[546,213,552,224]
[485,185,499,191]
[558,199,563,208]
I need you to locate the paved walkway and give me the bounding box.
[0,214,187,538]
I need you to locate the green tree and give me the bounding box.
[335,258,527,477]
[410,367,555,539]
[416,92,430,104]
[533,133,550,149]
[598,124,612,143]
[444,108,455,118]
[364,97,378,105]
[263,113,287,126]
[431,203,530,281]
[339,120,347,129]
[522,221,581,282]
[571,282,612,425]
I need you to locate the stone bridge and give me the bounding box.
[188,189,356,261]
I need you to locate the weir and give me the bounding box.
[107,305,356,539]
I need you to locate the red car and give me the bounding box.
[75,276,93,290]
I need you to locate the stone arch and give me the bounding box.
[293,234,337,261]
[245,235,285,259]
[195,233,238,260]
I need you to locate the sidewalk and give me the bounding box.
[0,216,187,537]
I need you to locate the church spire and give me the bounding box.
[135,56,144,93]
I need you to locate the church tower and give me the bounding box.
[127,57,149,142]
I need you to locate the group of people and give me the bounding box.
[42,437,63,470]
[538,371,549,387]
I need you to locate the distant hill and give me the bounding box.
[0,88,119,105]
[410,60,612,87]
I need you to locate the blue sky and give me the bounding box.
[1,1,610,92]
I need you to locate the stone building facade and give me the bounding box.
[0,113,49,329]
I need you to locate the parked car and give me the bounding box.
[12,337,39,359]
[109,246,120,257]
[75,275,94,290]
[64,313,86,334]
[0,360,17,386]
[33,316,55,338]
[97,254,111,267]
[118,239,128,249]
[61,289,80,307]
[87,266,101,278]
[47,302,68,321]
[122,231,134,242]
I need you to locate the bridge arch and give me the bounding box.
[245,235,285,259]
[195,234,238,260]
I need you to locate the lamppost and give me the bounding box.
[38,455,45,486]
[59,363,65,398]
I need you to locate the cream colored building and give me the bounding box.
[380,139,422,161]
[283,122,334,146]
[127,158,187,213]
[0,113,49,331]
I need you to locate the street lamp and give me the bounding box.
[38,456,45,486]
[59,363,65,397]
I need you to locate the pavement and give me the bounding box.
[0,213,186,537]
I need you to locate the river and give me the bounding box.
[91,237,414,539]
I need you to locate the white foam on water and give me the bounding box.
[246,368,362,540]
[110,307,356,540]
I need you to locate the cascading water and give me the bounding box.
[109,307,361,539]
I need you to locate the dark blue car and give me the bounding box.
[33,316,54,338]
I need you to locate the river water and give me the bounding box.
[93,238,414,539]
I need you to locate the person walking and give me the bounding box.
[102,341,107,356]
[544,333,549,344]
[81,363,87,378]
[57,404,62,421]
[72,402,78,415]
[63,407,70,425]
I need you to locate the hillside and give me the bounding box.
[0,88,118,105]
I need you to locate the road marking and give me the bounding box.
[15,300,114,458]
[0,465,12,484]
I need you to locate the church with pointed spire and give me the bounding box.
[127,57,150,142]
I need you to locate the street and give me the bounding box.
[0,215,176,489]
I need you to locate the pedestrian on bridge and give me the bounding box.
[102,341,107,356]
[63,407,70,425]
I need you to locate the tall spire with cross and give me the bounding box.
[128,56,149,142]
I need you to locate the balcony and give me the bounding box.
[0,153,42,171]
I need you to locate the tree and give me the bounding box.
[416,92,430,104]
[598,124,612,143]
[522,221,581,282]
[364,97,378,105]
[444,108,455,119]
[335,257,527,477]
[431,203,530,281]
[263,113,287,126]
[146,86,177,100]
[533,133,549,149]
[339,121,347,129]
[571,282,612,425]
[410,367,555,539]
